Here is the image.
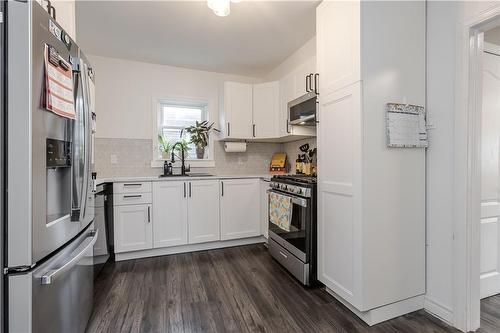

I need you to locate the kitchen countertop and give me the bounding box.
[96,174,272,185]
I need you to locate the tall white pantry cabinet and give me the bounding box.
[316,0,426,325]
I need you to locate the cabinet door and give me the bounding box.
[279,74,296,136]
[152,181,188,248]
[317,0,360,95]
[188,180,220,244]
[223,82,253,139]
[317,83,362,307]
[220,179,260,240]
[114,204,153,253]
[252,81,280,138]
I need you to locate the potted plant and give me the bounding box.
[158,134,173,160]
[184,121,220,159]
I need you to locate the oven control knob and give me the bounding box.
[281,184,287,191]
[289,187,295,193]
[296,188,302,195]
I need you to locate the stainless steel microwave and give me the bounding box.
[288,91,317,126]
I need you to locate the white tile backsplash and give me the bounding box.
[95,138,286,178]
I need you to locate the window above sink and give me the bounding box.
[152,97,216,168]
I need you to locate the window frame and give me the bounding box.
[151,97,216,168]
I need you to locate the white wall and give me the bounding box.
[425,1,458,322]
[88,54,259,140]
[264,37,316,81]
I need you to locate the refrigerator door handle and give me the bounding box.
[40,229,98,285]
[72,70,87,221]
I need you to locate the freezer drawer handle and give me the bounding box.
[40,229,98,285]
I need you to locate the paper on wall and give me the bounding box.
[44,44,76,119]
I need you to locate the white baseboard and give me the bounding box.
[325,287,424,326]
[115,236,266,261]
[423,296,454,325]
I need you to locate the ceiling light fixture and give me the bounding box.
[207,0,241,17]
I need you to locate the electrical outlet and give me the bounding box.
[110,154,118,164]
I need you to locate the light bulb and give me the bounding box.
[207,0,230,17]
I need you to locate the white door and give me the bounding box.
[253,81,280,139]
[188,180,221,244]
[223,82,253,139]
[260,180,270,239]
[114,204,153,253]
[480,45,500,299]
[152,181,188,248]
[220,179,261,240]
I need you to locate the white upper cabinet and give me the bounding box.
[252,82,280,139]
[317,0,425,316]
[188,180,221,244]
[152,181,188,248]
[220,179,261,240]
[222,82,253,139]
[317,0,360,95]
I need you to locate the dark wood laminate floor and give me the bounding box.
[480,294,500,333]
[86,244,461,333]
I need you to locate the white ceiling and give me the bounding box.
[76,1,318,77]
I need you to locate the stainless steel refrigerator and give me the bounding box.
[4,2,97,332]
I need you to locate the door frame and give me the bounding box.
[454,5,500,332]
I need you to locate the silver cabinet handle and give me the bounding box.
[123,183,142,187]
[253,124,256,137]
[189,182,192,198]
[41,229,98,285]
[279,251,288,259]
[227,122,231,137]
[123,194,142,199]
[183,182,186,198]
[221,181,224,197]
[147,206,151,223]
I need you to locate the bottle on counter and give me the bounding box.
[296,154,303,174]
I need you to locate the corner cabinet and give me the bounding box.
[220,179,261,240]
[252,82,280,139]
[222,81,281,140]
[316,0,425,322]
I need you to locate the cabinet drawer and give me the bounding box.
[114,192,152,206]
[113,182,152,194]
[268,238,309,284]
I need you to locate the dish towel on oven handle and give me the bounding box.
[269,192,292,232]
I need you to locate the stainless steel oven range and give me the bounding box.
[268,175,317,286]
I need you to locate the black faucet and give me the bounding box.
[171,142,190,175]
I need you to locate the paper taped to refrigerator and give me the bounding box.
[386,103,427,148]
[44,44,76,119]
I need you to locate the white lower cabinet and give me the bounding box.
[188,180,221,244]
[152,181,188,248]
[114,204,153,253]
[220,179,261,240]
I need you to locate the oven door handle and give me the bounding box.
[267,189,309,208]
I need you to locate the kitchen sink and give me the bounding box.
[158,173,214,178]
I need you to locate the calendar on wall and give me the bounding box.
[386,103,428,148]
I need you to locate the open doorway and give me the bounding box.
[480,25,500,333]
